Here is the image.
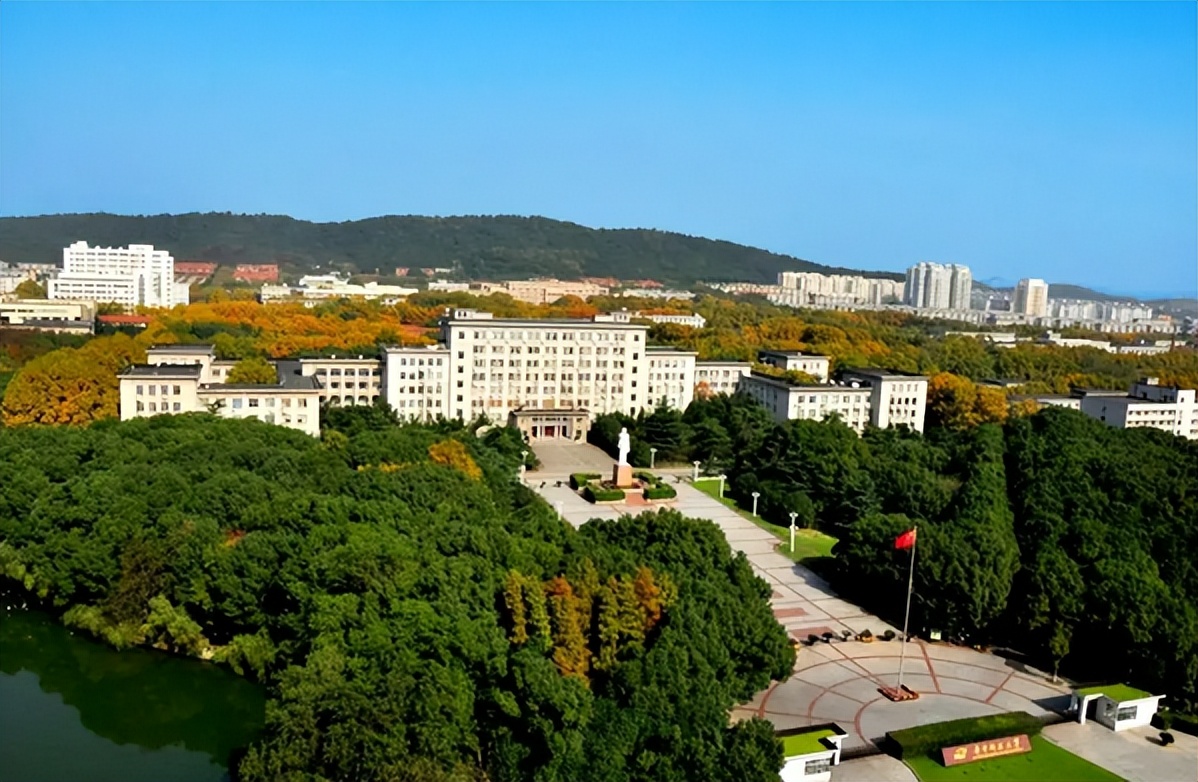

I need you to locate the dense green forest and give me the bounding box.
[0,212,900,285]
[0,409,793,781]
[591,398,1198,709]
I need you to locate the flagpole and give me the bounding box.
[897,525,917,692]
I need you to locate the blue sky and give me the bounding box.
[1,2,1194,298]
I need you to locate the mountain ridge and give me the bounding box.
[0,212,902,287]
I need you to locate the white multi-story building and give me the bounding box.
[694,360,752,397]
[118,345,322,436]
[645,347,697,412]
[502,278,609,305]
[299,355,384,407]
[904,262,971,310]
[431,308,646,438]
[260,275,418,305]
[1079,378,1198,440]
[757,350,831,382]
[1014,278,1050,318]
[638,312,707,329]
[382,345,450,422]
[840,369,928,432]
[776,271,903,308]
[0,299,95,326]
[738,368,928,434]
[739,373,873,432]
[49,242,189,308]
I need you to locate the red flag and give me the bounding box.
[894,528,917,550]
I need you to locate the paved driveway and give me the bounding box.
[1042,721,1198,782]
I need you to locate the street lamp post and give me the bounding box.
[650,447,657,469]
[751,491,760,517]
[692,460,701,481]
[789,512,798,554]
[718,474,726,499]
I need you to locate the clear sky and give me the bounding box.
[1,2,1195,298]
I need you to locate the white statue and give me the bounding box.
[617,427,631,466]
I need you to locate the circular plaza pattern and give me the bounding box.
[737,638,1073,752]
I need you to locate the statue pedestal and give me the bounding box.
[612,464,634,489]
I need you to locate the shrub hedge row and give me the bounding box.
[1154,710,1198,737]
[570,472,602,490]
[644,485,678,500]
[885,712,1043,760]
[583,485,625,503]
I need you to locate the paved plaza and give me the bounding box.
[527,441,616,477]
[530,445,1076,755]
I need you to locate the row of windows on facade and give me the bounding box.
[459,330,642,342]
[391,357,445,366]
[323,381,376,390]
[468,397,630,408]
[227,397,310,409]
[463,346,634,356]
[313,368,378,377]
[136,385,182,396]
[469,372,632,382]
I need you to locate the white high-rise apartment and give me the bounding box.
[903,262,972,309]
[949,264,973,310]
[49,242,189,308]
[1014,278,1049,318]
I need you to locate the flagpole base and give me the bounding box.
[878,685,920,702]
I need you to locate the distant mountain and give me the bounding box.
[1045,283,1135,302]
[0,212,903,287]
[976,280,1150,303]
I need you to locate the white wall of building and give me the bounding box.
[50,242,188,308]
[436,309,645,425]
[1079,378,1198,439]
[382,346,451,421]
[646,348,697,412]
[758,351,831,382]
[695,361,751,396]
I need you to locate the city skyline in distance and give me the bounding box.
[1,2,1194,299]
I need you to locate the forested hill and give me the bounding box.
[0,212,902,285]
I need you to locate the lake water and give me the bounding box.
[0,610,266,782]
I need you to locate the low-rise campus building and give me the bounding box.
[737,369,928,434]
[757,350,831,382]
[694,360,752,397]
[1077,377,1198,440]
[115,309,935,440]
[119,345,322,436]
[1070,684,1165,732]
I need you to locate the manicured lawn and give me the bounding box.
[692,479,838,563]
[1075,684,1153,701]
[904,736,1124,782]
[780,728,837,757]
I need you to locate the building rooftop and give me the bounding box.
[746,372,866,391]
[122,364,203,378]
[148,344,215,354]
[840,367,929,381]
[1074,683,1155,702]
[759,349,831,359]
[776,724,846,758]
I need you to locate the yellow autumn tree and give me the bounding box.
[2,334,145,426]
[427,439,482,480]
